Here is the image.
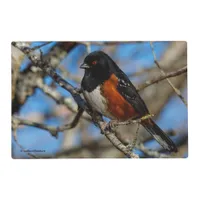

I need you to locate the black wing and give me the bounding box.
[101,51,150,116]
[115,70,149,116]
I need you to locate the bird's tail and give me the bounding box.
[141,119,177,152]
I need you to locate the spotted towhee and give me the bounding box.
[80,51,177,152]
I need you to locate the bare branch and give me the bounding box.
[98,121,139,158]
[12,42,89,112]
[126,123,140,151]
[107,114,154,130]
[12,118,38,158]
[137,66,187,91]
[12,42,139,158]
[12,42,181,158]
[97,114,154,158]
[12,109,83,138]
[35,79,91,121]
[150,42,187,106]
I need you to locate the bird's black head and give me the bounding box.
[80,51,114,81]
[80,51,121,92]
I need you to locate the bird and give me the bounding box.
[80,51,177,152]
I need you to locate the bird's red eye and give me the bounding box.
[92,60,97,65]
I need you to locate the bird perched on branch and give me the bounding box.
[80,51,177,152]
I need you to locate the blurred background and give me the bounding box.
[11,41,187,158]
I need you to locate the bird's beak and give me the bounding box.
[80,63,90,69]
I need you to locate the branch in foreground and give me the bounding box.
[106,114,154,130]
[137,66,187,91]
[98,121,139,158]
[97,114,154,158]
[12,108,84,138]
[12,42,139,158]
[150,42,187,107]
[12,42,88,111]
[12,42,182,158]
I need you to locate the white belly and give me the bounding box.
[83,86,114,119]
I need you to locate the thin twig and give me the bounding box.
[126,123,140,151]
[150,42,187,106]
[137,66,187,91]
[107,114,154,130]
[12,118,38,158]
[12,109,83,138]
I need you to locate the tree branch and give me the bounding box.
[150,42,187,106]
[137,66,187,91]
[12,42,184,158]
[35,79,91,122]
[12,117,38,158]
[12,108,84,138]
[12,42,140,158]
